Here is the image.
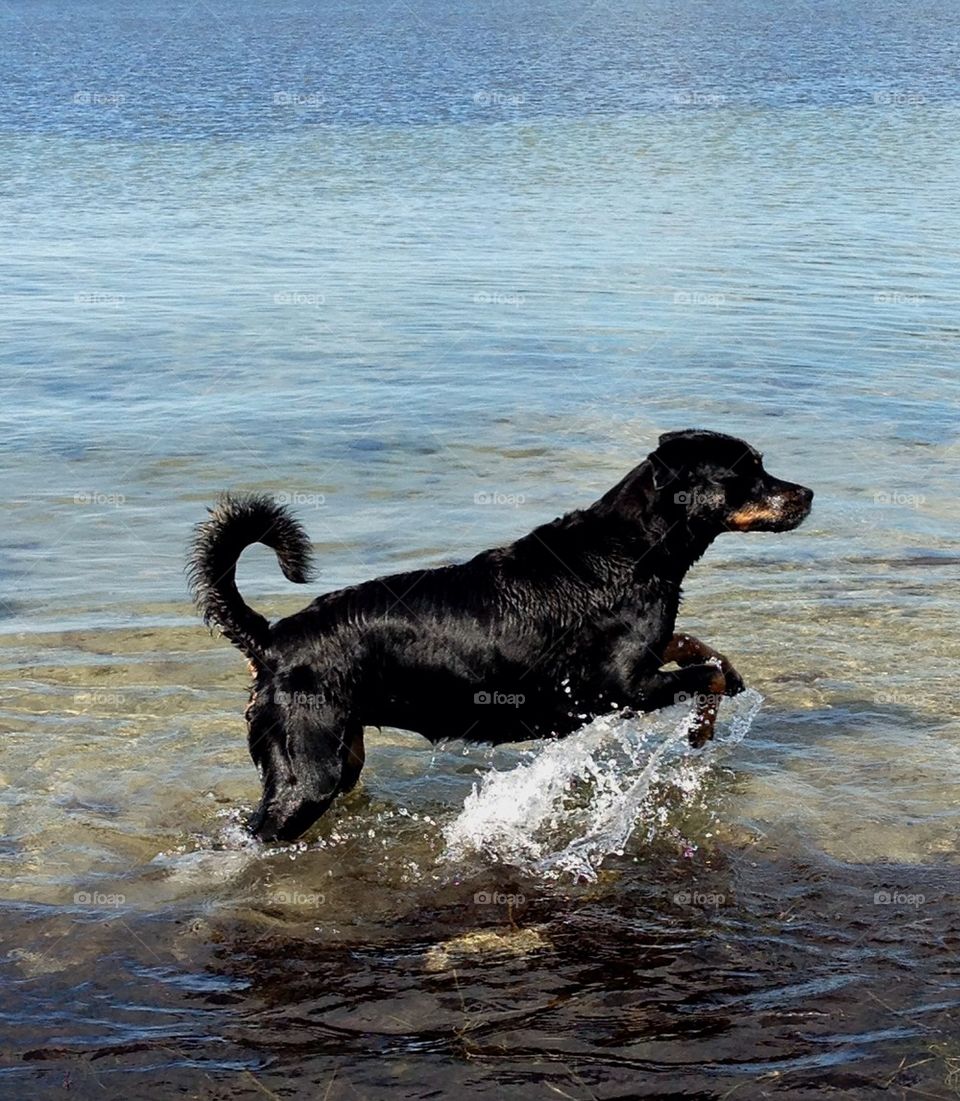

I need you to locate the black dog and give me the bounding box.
[189,429,812,842]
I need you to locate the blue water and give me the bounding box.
[3,1,960,619]
[2,1,960,1096]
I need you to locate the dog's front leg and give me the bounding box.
[630,663,729,748]
[661,633,744,697]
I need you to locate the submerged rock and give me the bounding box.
[423,926,551,972]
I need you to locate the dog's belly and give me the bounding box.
[367,696,591,745]
[360,650,625,745]
[362,670,556,744]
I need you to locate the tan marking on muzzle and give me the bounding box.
[727,504,786,530]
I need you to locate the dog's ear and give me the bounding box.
[652,429,749,489]
[650,459,672,491]
[651,430,701,489]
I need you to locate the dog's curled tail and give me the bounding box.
[188,493,314,661]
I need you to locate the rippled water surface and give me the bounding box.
[2,0,960,1096]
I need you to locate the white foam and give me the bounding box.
[443,689,763,880]
[151,807,272,886]
[150,846,256,885]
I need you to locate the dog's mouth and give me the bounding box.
[247,785,331,843]
[248,798,327,843]
[727,483,813,533]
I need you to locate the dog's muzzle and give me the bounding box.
[727,481,813,533]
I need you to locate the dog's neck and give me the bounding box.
[624,515,718,584]
[590,463,721,583]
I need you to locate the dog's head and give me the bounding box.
[244,668,344,843]
[649,429,813,535]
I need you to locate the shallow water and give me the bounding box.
[3,0,960,1096]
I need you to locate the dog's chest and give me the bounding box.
[595,583,680,680]
[618,579,680,643]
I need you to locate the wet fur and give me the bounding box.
[189,429,813,842]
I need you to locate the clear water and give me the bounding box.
[2,0,960,1096]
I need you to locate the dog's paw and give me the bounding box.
[687,719,714,749]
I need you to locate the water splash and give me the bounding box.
[443,689,764,880]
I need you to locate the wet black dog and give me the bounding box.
[189,429,812,842]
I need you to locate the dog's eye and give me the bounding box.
[737,454,763,476]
